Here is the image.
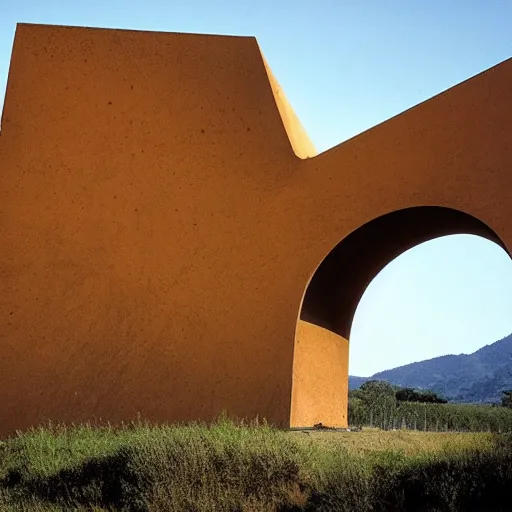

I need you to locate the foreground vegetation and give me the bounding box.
[1,418,512,511]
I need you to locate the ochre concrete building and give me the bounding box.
[1,23,511,437]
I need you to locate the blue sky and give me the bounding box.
[1,1,511,376]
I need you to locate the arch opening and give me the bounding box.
[291,206,510,429]
[300,206,508,339]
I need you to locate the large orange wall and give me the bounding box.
[0,23,511,436]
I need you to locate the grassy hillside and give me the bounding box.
[0,419,511,511]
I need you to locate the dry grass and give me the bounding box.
[0,419,510,511]
[291,428,495,457]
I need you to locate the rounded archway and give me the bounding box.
[291,206,510,428]
[301,206,508,339]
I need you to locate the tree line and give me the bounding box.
[349,380,512,432]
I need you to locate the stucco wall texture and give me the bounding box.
[1,23,511,436]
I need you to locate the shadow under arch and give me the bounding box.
[300,206,509,340]
[291,206,510,429]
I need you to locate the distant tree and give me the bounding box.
[348,396,366,429]
[357,380,397,428]
[395,386,447,404]
[501,390,512,408]
[359,380,396,406]
[396,387,418,402]
[416,390,448,404]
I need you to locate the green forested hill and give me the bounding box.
[349,334,512,403]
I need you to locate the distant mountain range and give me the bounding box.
[349,333,512,404]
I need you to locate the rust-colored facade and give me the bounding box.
[1,23,511,436]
